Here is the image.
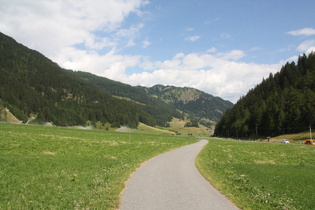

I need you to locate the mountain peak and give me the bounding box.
[138,85,233,123]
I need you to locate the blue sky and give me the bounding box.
[1,0,315,102]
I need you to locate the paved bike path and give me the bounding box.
[120,139,238,210]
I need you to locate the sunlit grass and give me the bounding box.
[132,122,175,135]
[196,138,315,209]
[167,117,212,136]
[0,123,196,209]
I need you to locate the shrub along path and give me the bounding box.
[120,139,237,210]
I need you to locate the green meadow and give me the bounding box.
[0,123,196,209]
[2,123,314,210]
[196,138,315,209]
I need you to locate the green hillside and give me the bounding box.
[0,32,152,127]
[70,71,183,126]
[72,72,234,128]
[215,52,315,138]
[0,31,233,129]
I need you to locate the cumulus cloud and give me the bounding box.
[296,40,315,53]
[217,50,245,61]
[116,23,144,47]
[288,28,315,36]
[287,28,315,55]
[0,0,148,56]
[55,47,142,80]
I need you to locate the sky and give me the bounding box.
[1,0,315,103]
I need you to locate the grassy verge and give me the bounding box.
[0,123,196,209]
[196,138,315,209]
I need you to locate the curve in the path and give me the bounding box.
[120,139,238,210]
[121,140,237,210]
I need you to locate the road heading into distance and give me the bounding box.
[120,139,238,210]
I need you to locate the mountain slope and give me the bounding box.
[0,31,233,128]
[137,85,234,125]
[71,72,234,126]
[70,71,183,126]
[0,32,153,127]
[215,53,315,138]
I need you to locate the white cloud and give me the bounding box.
[0,0,148,57]
[186,35,201,42]
[84,35,117,50]
[288,28,315,36]
[54,47,142,80]
[296,40,315,53]
[217,50,245,61]
[116,23,144,47]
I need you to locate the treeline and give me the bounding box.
[215,53,315,138]
[0,32,155,127]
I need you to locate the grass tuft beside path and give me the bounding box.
[196,138,315,209]
[0,123,196,209]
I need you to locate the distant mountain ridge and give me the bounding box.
[72,72,234,125]
[0,31,232,128]
[137,85,233,125]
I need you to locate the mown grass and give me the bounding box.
[0,123,196,209]
[196,138,315,209]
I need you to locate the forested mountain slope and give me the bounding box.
[71,71,183,126]
[0,31,233,128]
[0,32,153,127]
[71,72,234,126]
[137,85,233,125]
[215,53,315,138]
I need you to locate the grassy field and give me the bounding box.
[0,123,196,209]
[116,118,213,137]
[166,118,213,137]
[196,138,315,209]
[126,122,176,135]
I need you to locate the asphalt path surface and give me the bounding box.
[120,139,238,210]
